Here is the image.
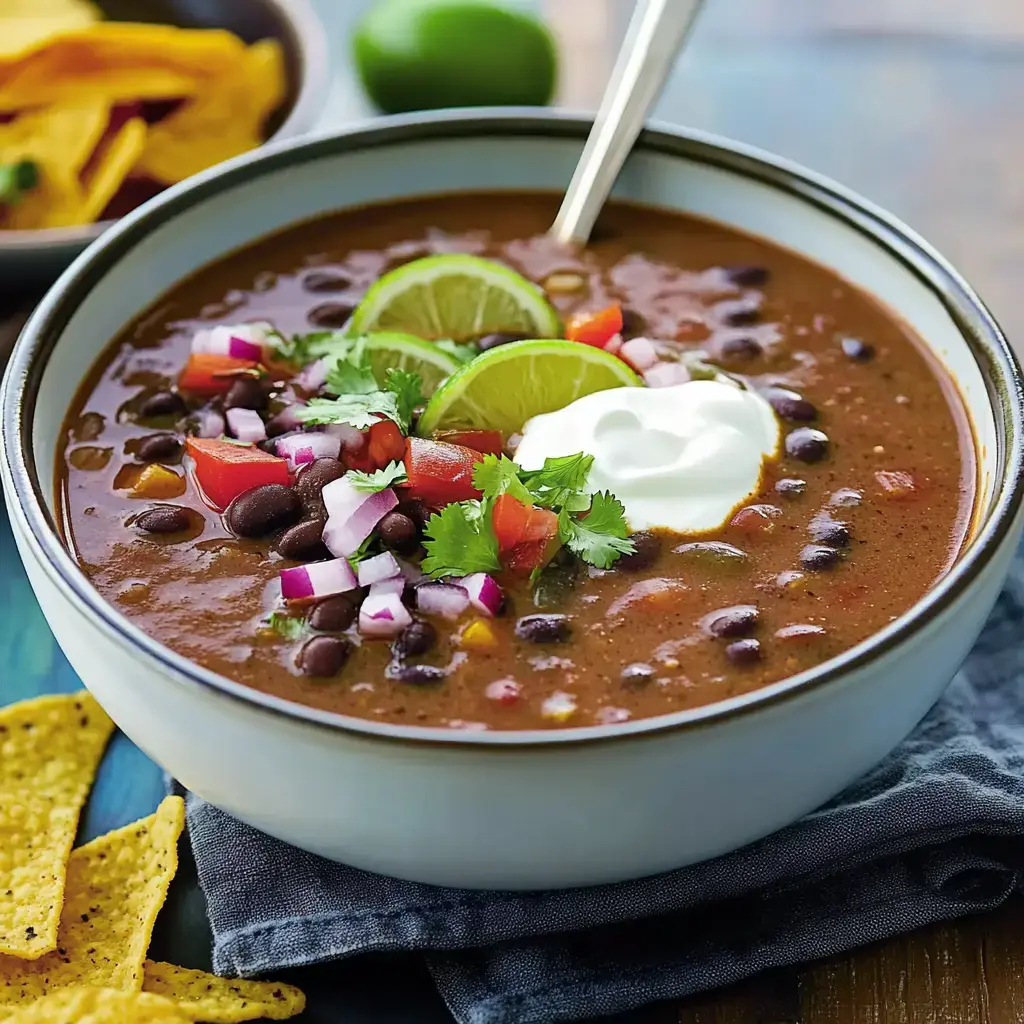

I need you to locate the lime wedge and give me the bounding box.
[304,331,462,395]
[348,255,561,343]
[417,339,641,436]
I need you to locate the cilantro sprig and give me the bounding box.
[346,460,408,494]
[268,611,305,641]
[421,451,635,578]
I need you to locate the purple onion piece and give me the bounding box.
[322,487,399,557]
[357,551,402,587]
[275,432,342,472]
[226,407,267,443]
[294,357,328,392]
[416,581,470,620]
[459,573,504,617]
[324,422,365,452]
[280,557,357,601]
[194,408,226,439]
[359,588,413,638]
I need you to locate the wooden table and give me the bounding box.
[4,0,1024,1020]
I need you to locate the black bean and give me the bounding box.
[298,635,351,677]
[673,540,748,568]
[257,439,279,455]
[840,336,875,361]
[394,620,437,659]
[616,531,661,571]
[308,301,356,329]
[707,605,759,638]
[136,433,181,462]
[619,308,647,337]
[785,427,830,463]
[829,487,862,508]
[226,483,300,538]
[397,499,433,529]
[295,457,346,504]
[139,391,185,419]
[776,477,807,498]
[277,519,330,561]
[302,270,352,293]
[719,336,762,361]
[478,332,530,351]
[800,544,842,571]
[224,377,267,412]
[377,512,420,555]
[725,264,770,288]
[621,662,655,689]
[725,638,762,666]
[136,505,191,534]
[309,595,357,632]
[764,387,817,422]
[723,303,761,327]
[809,513,851,548]
[394,663,447,686]
[515,614,571,644]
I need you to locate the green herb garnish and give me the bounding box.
[0,160,39,207]
[346,460,408,494]
[558,491,634,569]
[268,611,305,641]
[421,500,502,578]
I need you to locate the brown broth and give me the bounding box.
[56,192,976,730]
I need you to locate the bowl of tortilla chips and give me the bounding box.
[0,0,328,284]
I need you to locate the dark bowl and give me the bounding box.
[0,0,328,288]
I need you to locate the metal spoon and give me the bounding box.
[550,0,707,246]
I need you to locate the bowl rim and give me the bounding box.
[3,108,1023,749]
[0,0,330,253]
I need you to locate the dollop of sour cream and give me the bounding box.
[514,380,781,534]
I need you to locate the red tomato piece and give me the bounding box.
[566,304,624,348]
[492,494,559,573]
[433,429,504,456]
[402,437,484,505]
[185,437,289,509]
[367,419,406,467]
[178,353,259,396]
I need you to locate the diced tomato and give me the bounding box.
[433,429,504,456]
[185,437,290,510]
[367,419,406,467]
[178,353,259,396]
[402,437,484,505]
[566,304,624,349]
[492,494,559,573]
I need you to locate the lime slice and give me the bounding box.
[417,339,641,436]
[304,331,462,395]
[348,255,561,343]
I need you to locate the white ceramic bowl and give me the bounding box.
[3,111,1023,890]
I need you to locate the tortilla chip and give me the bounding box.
[0,24,247,111]
[0,12,97,58]
[5,987,187,1023]
[135,38,286,185]
[0,797,185,1009]
[0,693,114,960]
[142,963,305,1023]
[79,116,147,224]
[0,0,99,15]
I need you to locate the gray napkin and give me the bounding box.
[181,544,1024,1024]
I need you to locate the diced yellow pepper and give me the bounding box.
[460,618,498,651]
[129,463,185,499]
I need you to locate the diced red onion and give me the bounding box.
[294,357,328,392]
[324,422,366,453]
[322,475,369,523]
[358,551,402,587]
[620,336,659,372]
[193,322,272,362]
[322,487,399,557]
[369,576,406,596]
[458,573,504,617]
[359,587,412,638]
[193,408,225,438]
[280,557,358,601]
[226,407,266,443]
[268,403,307,434]
[644,361,690,388]
[275,432,341,471]
[416,581,470,620]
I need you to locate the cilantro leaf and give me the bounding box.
[558,491,635,569]
[383,368,423,431]
[324,355,379,396]
[520,452,594,509]
[346,534,377,569]
[346,460,408,493]
[435,339,478,365]
[472,453,533,505]
[270,330,344,366]
[294,393,399,430]
[421,500,501,578]
[268,611,305,641]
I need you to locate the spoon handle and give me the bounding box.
[550,0,706,246]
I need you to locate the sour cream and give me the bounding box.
[514,380,781,534]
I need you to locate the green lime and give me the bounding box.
[352,0,558,115]
[306,331,462,395]
[348,254,562,343]
[417,339,641,436]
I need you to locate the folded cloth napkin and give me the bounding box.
[180,544,1024,1024]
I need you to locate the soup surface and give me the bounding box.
[57,192,975,731]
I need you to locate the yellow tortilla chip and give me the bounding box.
[80,116,147,224]
[0,693,114,960]
[0,12,98,58]
[0,24,248,111]
[5,987,187,1023]
[135,38,286,185]
[142,963,305,1023]
[0,797,185,1009]
[0,0,99,15]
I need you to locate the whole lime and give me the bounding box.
[353,0,558,114]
